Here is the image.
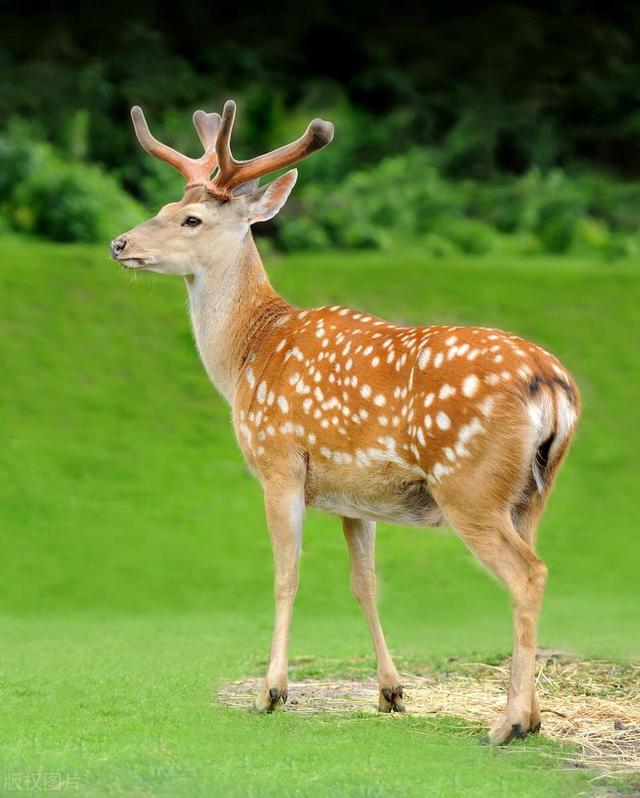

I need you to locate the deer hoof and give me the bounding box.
[378,685,405,713]
[482,713,539,745]
[511,723,527,740]
[254,686,287,712]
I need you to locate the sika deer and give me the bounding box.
[110,100,580,744]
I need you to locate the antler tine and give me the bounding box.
[192,110,221,152]
[212,99,334,196]
[131,106,194,177]
[214,100,238,186]
[131,105,219,188]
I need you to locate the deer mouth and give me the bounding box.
[118,256,155,270]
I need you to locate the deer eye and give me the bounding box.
[182,216,202,228]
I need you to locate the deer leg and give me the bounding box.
[511,492,547,734]
[254,479,305,712]
[445,508,547,744]
[342,517,404,712]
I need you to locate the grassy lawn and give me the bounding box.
[1,238,638,796]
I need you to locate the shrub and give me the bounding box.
[535,204,580,253]
[574,217,638,261]
[3,116,640,260]
[465,181,532,233]
[573,217,611,254]
[278,216,331,251]
[420,233,459,258]
[338,220,391,250]
[1,125,146,243]
[437,218,497,255]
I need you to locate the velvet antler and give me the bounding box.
[211,100,334,199]
[130,101,334,197]
[130,106,220,189]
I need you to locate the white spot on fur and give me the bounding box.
[418,348,431,369]
[462,374,479,397]
[278,396,289,414]
[439,384,456,400]
[436,411,451,430]
[477,396,496,417]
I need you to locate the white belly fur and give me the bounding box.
[306,460,445,527]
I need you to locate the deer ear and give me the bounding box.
[242,169,298,224]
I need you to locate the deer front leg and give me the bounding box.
[254,478,305,712]
[342,517,404,712]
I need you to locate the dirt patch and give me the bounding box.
[219,653,640,780]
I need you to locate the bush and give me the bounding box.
[465,181,532,233]
[535,206,580,253]
[420,233,459,258]
[278,216,331,251]
[437,218,497,255]
[338,220,391,250]
[1,125,146,243]
[3,116,640,260]
[574,217,639,261]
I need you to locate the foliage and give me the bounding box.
[3,4,640,182]
[3,119,640,257]
[0,123,145,243]
[276,151,640,257]
[2,2,640,255]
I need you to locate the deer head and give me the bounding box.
[110,100,334,275]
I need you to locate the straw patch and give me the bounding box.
[219,653,639,779]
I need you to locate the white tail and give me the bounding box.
[111,100,580,744]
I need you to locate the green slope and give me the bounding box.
[1,238,638,796]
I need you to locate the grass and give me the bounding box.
[1,237,638,796]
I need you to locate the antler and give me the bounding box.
[130,106,221,188]
[211,100,334,198]
[130,101,334,197]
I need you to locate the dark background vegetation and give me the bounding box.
[2,0,640,255]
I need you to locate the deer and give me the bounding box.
[110,99,580,745]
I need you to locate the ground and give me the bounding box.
[0,239,638,796]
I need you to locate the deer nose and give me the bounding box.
[110,237,127,258]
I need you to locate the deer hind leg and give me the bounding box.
[443,504,548,744]
[511,489,548,733]
[254,475,305,712]
[342,517,404,712]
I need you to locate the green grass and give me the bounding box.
[1,238,638,796]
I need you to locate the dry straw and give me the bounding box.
[219,653,639,778]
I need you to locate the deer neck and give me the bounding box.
[184,233,287,403]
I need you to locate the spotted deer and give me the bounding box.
[111,100,580,744]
